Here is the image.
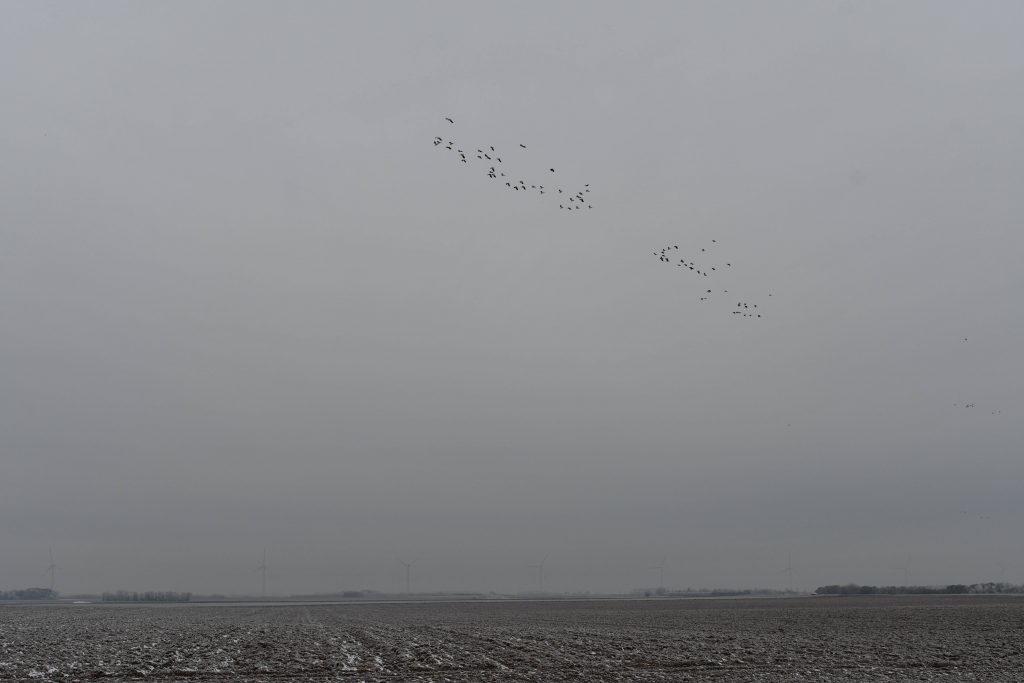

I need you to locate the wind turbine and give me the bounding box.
[398,558,415,594]
[256,550,268,597]
[895,554,911,586]
[528,553,549,593]
[648,556,667,591]
[46,548,57,593]
[783,551,795,592]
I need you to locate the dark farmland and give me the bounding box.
[2,595,1023,681]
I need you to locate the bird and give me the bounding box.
[445,117,454,124]
[550,168,555,172]
[519,143,526,148]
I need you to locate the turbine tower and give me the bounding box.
[784,551,794,592]
[528,553,549,593]
[398,558,415,594]
[648,556,667,590]
[895,554,911,586]
[256,550,268,597]
[47,548,57,593]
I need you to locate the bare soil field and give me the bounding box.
[2,595,1022,681]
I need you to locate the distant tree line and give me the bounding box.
[815,582,1024,595]
[101,590,192,602]
[0,588,58,600]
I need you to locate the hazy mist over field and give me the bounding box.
[2,2,1022,596]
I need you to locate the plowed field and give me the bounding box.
[2,595,1022,681]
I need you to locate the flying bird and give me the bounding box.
[445,117,454,124]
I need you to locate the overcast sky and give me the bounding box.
[2,1,1022,596]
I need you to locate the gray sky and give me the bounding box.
[2,1,1022,596]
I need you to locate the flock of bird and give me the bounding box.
[434,118,594,211]
[946,337,1003,413]
[953,399,1002,415]
[653,240,769,319]
[433,116,772,319]
[429,115,1007,430]
[953,338,1005,416]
